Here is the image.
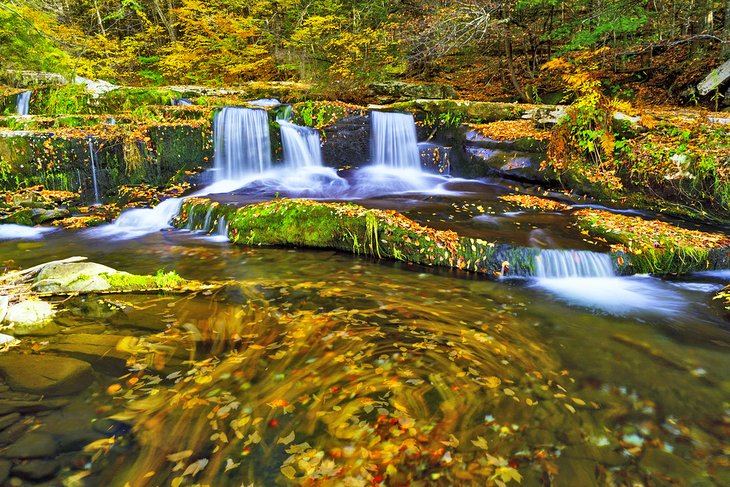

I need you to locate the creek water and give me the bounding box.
[1,179,729,484]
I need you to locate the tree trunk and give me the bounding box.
[503,30,530,102]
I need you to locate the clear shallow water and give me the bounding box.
[1,224,729,484]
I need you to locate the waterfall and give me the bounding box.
[172,98,193,106]
[16,91,31,116]
[248,98,280,107]
[535,250,616,278]
[279,121,323,168]
[370,111,421,170]
[275,104,293,122]
[88,139,101,205]
[213,108,272,180]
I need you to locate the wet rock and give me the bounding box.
[32,262,119,293]
[45,333,128,375]
[0,422,28,446]
[4,301,54,327]
[1,432,57,458]
[30,208,70,224]
[35,402,104,453]
[11,459,59,480]
[0,209,33,226]
[321,115,370,167]
[553,457,599,487]
[0,414,20,432]
[639,448,705,481]
[0,399,69,416]
[0,354,93,396]
[0,334,15,346]
[11,322,60,337]
[0,459,9,483]
[524,105,567,126]
[562,444,625,466]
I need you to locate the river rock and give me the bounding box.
[11,459,59,480]
[0,399,68,416]
[32,262,119,293]
[0,415,19,433]
[553,457,599,487]
[1,432,57,458]
[0,209,33,226]
[0,354,92,396]
[0,459,9,483]
[45,334,128,375]
[639,448,705,481]
[0,334,14,346]
[321,115,370,166]
[30,208,70,224]
[3,301,54,328]
[10,321,59,336]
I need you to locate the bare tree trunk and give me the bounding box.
[724,0,730,57]
[503,30,529,102]
[93,0,105,35]
[153,0,176,41]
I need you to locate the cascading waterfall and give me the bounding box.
[213,107,272,180]
[88,138,101,205]
[16,91,31,116]
[370,111,421,170]
[275,104,293,122]
[279,121,323,168]
[535,249,616,278]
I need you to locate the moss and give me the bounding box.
[176,198,552,278]
[575,208,730,275]
[388,100,527,123]
[101,270,187,291]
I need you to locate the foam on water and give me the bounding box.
[0,224,55,240]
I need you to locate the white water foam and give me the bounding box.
[0,224,55,240]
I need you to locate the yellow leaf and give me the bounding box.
[278,431,295,445]
[281,465,297,479]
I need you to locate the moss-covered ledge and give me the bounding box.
[174,197,541,277]
[175,197,730,277]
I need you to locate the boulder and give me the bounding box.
[697,59,730,96]
[524,105,567,126]
[0,354,93,396]
[11,459,60,480]
[370,81,457,102]
[3,300,54,327]
[321,115,371,166]
[30,208,71,224]
[0,432,57,459]
[45,334,128,375]
[32,261,119,293]
[0,209,33,226]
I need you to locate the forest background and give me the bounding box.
[1,0,728,105]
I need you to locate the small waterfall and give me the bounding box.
[535,249,616,278]
[213,107,272,180]
[16,91,31,116]
[90,198,183,240]
[217,217,227,237]
[279,121,323,168]
[172,98,193,106]
[88,138,101,205]
[370,111,421,170]
[275,104,293,122]
[248,98,280,107]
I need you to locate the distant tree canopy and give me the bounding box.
[1,0,728,95]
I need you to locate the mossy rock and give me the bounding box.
[175,197,543,277]
[388,100,526,123]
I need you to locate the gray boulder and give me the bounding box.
[3,301,54,327]
[32,261,121,293]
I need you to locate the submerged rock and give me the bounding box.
[3,300,54,327]
[0,432,57,459]
[0,354,93,396]
[30,208,71,224]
